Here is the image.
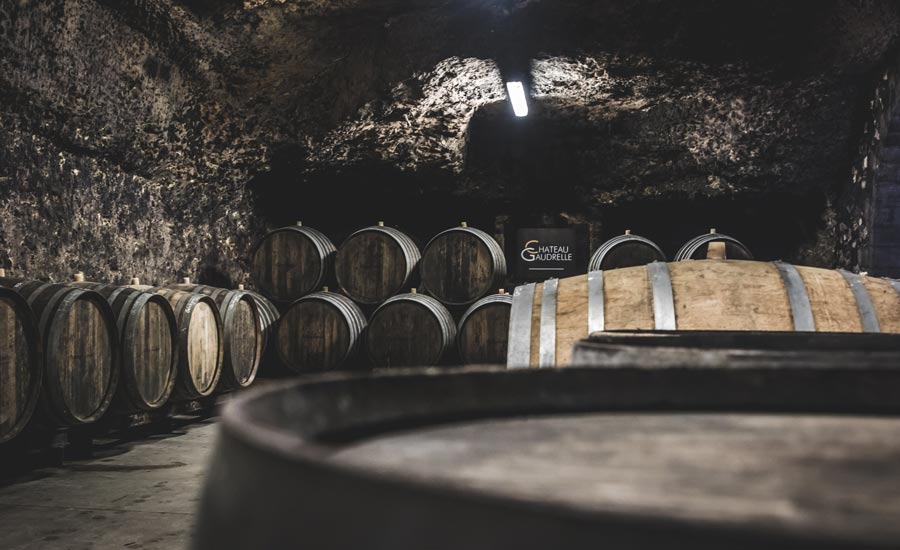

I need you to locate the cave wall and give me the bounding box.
[1,0,899,285]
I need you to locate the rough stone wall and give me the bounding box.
[1,0,899,285]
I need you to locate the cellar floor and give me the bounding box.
[0,418,218,550]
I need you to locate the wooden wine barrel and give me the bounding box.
[507,260,900,368]
[366,291,455,367]
[196,363,900,550]
[420,223,507,306]
[335,223,420,305]
[674,229,753,261]
[244,288,280,354]
[133,286,223,399]
[457,291,512,364]
[71,282,178,411]
[275,289,367,373]
[588,230,665,271]
[0,287,42,443]
[169,282,262,391]
[251,222,336,302]
[0,280,118,425]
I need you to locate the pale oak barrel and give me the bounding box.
[251,223,336,302]
[507,260,900,368]
[276,290,367,373]
[0,287,42,442]
[420,224,507,306]
[1,280,118,425]
[169,284,262,391]
[335,224,420,305]
[366,292,455,367]
[457,292,512,365]
[134,287,223,399]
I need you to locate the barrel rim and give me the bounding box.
[588,233,666,271]
[213,364,900,549]
[674,233,753,262]
[0,287,43,443]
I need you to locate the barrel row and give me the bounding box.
[273,287,513,371]
[589,228,753,271]
[508,260,900,368]
[252,221,507,307]
[0,273,267,444]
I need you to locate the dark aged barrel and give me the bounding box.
[244,288,280,354]
[275,289,367,373]
[0,280,118,425]
[169,282,262,391]
[674,228,753,261]
[134,286,223,399]
[457,291,512,364]
[588,230,665,271]
[71,281,178,412]
[420,223,507,306]
[196,361,900,550]
[507,260,900,368]
[335,223,421,305]
[366,291,455,367]
[251,222,336,302]
[0,287,42,443]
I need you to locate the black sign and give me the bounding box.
[516,227,579,282]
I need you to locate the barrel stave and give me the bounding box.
[0,288,42,442]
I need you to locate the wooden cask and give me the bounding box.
[674,229,753,261]
[0,280,118,425]
[133,286,223,399]
[169,283,262,391]
[251,222,336,302]
[275,290,366,373]
[588,230,665,271]
[420,223,507,305]
[507,260,900,368]
[457,292,512,365]
[335,223,420,305]
[244,289,280,355]
[366,291,456,367]
[72,282,178,412]
[0,287,42,442]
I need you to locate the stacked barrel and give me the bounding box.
[250,220,510,370]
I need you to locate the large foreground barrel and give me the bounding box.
[457,292,512,364]
[588,230,665,271]
[196,352,900,550]
[507,260,900,368]
[275,290,366,373]
[0,288,42,442]
[135,287,223,399]
[251,222,336,302]
[0,280,118,425]
[420,223,506,305]
[72,282,178,412]
[169,283,262,391]
[335,223,420,305]
[365,291,455,367]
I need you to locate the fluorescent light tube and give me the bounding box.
[506,81,528,117]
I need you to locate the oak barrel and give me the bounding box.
[420,223,507,305]
[507,260,900,368]
[674,229,753,261]
[588,230,665,271]
[457,291,512,364]
[335,223,420,305]
[196,361,900,550]
[72,282,178,411]
[275,290,367,373]
[0,280,118,425]
[366,291,455,367]
[251,222,336,302]
[169,283,262,391]
[0,287,42,442]
[133,286,223,399]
